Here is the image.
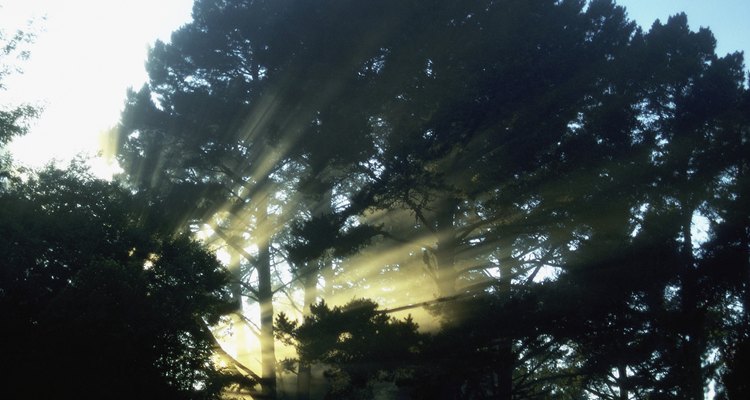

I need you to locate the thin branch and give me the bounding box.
[403,195,435,233]
[584,386,615,400]
[212,226,258,265]
[524,244,562,284]
[456,213,507,241]
[277,286,304,314]
[524,264,545,284]
[233,312,261,337]
[196,318,262,387]
[239,280,260,299]
[376,283,492,314]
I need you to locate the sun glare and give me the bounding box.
[1,0,194,177]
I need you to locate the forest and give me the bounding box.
[1,0,749,399]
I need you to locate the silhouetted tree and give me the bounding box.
[0,24,39,153]
[0,165,238,399]
[114,0,750,398]
[276,299,423,399]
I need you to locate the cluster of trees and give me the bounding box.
[116,0,750,398]
[1,23,245,400]
[0,167,240,399]
[3,0,749,398]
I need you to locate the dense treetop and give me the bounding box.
[116,1,750,398]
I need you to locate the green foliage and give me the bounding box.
[0,25,40,145]
[285,214,382,264]
[115,0,750,398]
[276,299,423,398]
[0,165,235,399]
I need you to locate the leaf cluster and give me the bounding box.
[0,166,235,399]
[276,299,423,398]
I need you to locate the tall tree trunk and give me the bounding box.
[257,195,277,399]
[434,197,459,297]
[228,249,243,311]
[617,364,629,400]
[744,212,750,329]
[297,184,331,400]
[739,162,750,327]
[296,262,318,400]
[258,241,277,398]
[680,208,705,400]
[497,240,514,400]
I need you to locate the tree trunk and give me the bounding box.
[228,250,243,311]
[617,364,629,400]
[739,162,750,327]
[257,195,277,399]
[497,241,514,400]
[296,263,318,400]
[297,184,331,400]
[257,241,277,398]
[680,208,704,400]
[744,214,750,328]
[434,197,459,297]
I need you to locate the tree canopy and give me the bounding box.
[0,164,240,399]
[2,0,749,399]
[114,0,750,398]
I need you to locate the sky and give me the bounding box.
[617,0,750,58]
[0,0,194,177]
[0,0,748,178]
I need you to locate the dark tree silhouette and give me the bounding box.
[276,299,423,399]
[0,165,238,399]
[113,0,750,398]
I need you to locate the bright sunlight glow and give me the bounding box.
[0,0,194,178]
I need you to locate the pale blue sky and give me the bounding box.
[617,0,750,58]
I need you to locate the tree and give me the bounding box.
[276,299,423,399]
[115,0,750,398]
[117,1,399,397]
[0,165,239,399]
[0,24,40,158]
[335,1,643,397]
[545,13,749,399]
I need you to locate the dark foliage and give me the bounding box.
[0,166,235,399]
[276,299,423,399]
[112,0,750,398]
